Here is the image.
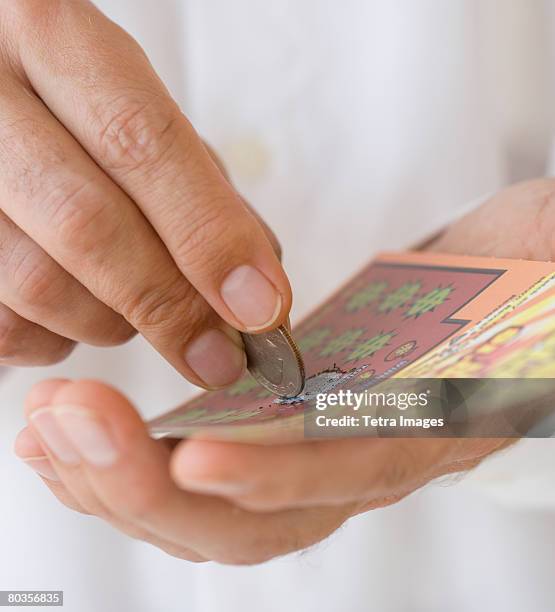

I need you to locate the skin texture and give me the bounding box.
[0,0,290,387]
[14,178,554,565]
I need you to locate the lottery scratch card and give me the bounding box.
[148,251,555,441]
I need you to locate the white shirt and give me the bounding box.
[1,1,555,610]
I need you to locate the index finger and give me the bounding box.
[13,0,291,333]
[26,379,350,565]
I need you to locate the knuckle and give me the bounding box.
[173,201,249,274]
[117,275,202,336]
[43,179,124,257]
[9,246,61,307]
[93,96,181,172]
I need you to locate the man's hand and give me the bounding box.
[0,0,290,386]
[14,179,554,564]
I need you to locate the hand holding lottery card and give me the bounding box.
[150,250,555,442]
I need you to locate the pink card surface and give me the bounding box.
[148,251,555,442]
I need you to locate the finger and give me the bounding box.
[25,379,151,522]
[0,73,244,388]
[0,303,75,366]
[15,426,61,482]
[203,142,282,261]
[0,210,133,346]
[27,380,351,564]
[20,429,206,564]
[15,0,291,332]
[15,425,89,513]
[169,438,457,511]
[15,379,87,513]
[23,378,207,561]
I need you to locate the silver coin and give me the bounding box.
[241,325,305,398]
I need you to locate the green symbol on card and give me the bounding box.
[298,328,331,352]
[378,282,421,313]
[347,331,396,361]
[320,329,365,357]
[404,285,454,318]
[346,281,388,312]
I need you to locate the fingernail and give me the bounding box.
[30,408,80,465]
[221,265,281,331]
[185,328,246,388]
[23,457,60,482]
[52,406,119,468]
[176,477,250,496]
